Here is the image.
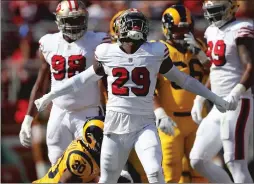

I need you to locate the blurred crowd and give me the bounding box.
[1,0,254,182]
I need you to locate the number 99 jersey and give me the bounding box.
[155,40,208,112]
[39,31,111,111]
[33,139,100,183]
[205,19,254,98]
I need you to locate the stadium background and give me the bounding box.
[1,0,254,182]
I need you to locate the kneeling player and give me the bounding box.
[33,116,132,183]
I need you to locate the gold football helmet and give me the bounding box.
[162,4,193,42]
[82,116,104,153]
[203,0,239,27]
[55,0,89,40]
[110,10,125,42]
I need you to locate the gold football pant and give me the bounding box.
[159,112,208,183]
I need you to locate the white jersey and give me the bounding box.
[95,42,169,116]
[205,19,254,98]
[39,31,110,111]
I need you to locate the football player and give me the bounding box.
[34,8,235,183]
[185,0,254,182]
[19,0,111,165]
[108,10,149,183]
[153,4,209,183]
[33,116,104,183]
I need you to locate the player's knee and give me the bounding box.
[99,170,120,183]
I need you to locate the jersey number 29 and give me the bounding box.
[51,55,86,80]
[112,67,151,96]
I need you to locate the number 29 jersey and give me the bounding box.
[33,139,100,183]
[205,19,254,98]
[39,31,110,111]
[95,42,169,115]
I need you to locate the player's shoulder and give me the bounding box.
[228,19,254,31]
[85,31,111,44]
[95,42,118,61]
[144,41,168,57]
[39,32,61,45]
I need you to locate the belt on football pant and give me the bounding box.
[173,112,191,117]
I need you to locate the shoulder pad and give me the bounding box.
[94,43,111,62]
[38,33,59,53]
[233,20,254,39]
[66,150,94,177]
[149,41,168,60]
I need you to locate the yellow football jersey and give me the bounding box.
[156,40,208,112]
[33,139,100,183]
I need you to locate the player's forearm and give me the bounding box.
[240,63,253,89]
[163,65,218,103]
[48,66,102,100]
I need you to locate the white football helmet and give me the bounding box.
[203,0,239,28]
[55,0,89,40]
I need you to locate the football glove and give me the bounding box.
[34,92,55,112]
[19,115,33,147]
[184,32,208,64]
[224,84,246,111]
[155,107,177,136]
[191,95,206,125]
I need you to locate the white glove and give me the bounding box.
[155,107,177,136]
[224,84,246,111]
[191,95,206,125]
[34,92,55,112]
[19,115,33,147]
[213,95,231,113]
[184,32,208,64]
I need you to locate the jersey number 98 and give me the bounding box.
[51,55,86,80]
[112,67,151,96]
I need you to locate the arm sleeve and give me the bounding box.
[50,66,102,98]
[163,65,218,103]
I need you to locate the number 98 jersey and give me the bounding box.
[33,139,100,183]
[205,19,254,98]
[95,42,168,116]
[39,31,111,111]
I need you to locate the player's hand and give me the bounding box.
[214,96,230,113]
[19,115,33,147]
[34,93,54,112]
[191,95,206,125]
[155,107,177,136]
[224,84,246,111]
[184,32,201,54]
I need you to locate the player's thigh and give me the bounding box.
[222,98,253,164]
[100,133,131,172]
[134,123,162,175]
[158,125,184,182]
[190,107,222,161]
[46,105,73,164]
[127,150,148,183]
